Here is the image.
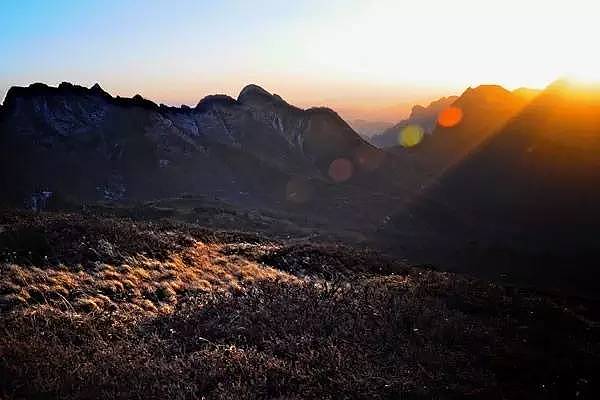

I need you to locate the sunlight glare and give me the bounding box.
[564,71,600,86]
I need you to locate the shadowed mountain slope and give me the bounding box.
[380,80,600,294]
[384,85,531,191]
[0,82,383,206]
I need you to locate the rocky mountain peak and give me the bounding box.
[89,83,111,98]
[237,84,286,108]
[453,84,516,110]
[2,82,112,112]
[114,94,158,110]
[460,84,510,97]
[238,84,271,99]
[195,94,239,112]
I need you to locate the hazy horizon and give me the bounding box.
[3,0,600,122]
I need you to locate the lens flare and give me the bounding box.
[437,106,463,128]
[328,158,353,182]
[399,125,424,147]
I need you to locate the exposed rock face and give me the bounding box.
[371,96,458,148]
[0,82,381,204]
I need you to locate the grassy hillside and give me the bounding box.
[1,210,598,399]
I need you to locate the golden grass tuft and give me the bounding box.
[1,241,298,316]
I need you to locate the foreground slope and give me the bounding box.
[1,210,598,399]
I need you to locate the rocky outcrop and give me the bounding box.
[0,82,382,204]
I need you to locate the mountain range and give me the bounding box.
[385,85,533,188]
[370,95,458,148]
[371,87,541,150]
[380,80,600,294]
[0,82,384,207]
[3,78,600,293]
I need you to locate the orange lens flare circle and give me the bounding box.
[437,106,463,128]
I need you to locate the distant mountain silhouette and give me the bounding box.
[0,82,382,205]
[381,80,600,294]
[348,119,393,139]
[384,85,530,191]
[370,96,457,148]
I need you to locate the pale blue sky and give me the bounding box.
[2,0,600,121]
[1,2,330,98]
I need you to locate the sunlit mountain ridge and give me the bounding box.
[380,79,600,295]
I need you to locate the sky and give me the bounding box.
[2,0,600,123]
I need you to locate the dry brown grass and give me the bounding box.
[1,241,299,315]
[1,211,599,399]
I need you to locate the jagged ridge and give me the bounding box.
[0,81,384,205]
